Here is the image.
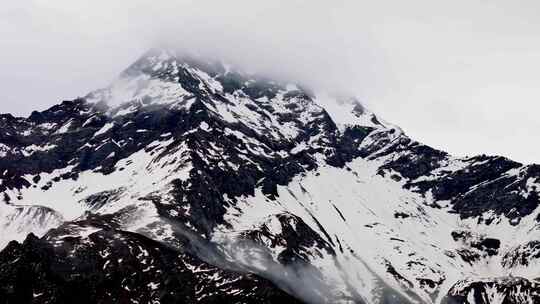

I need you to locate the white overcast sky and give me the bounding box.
[1,0,539,163]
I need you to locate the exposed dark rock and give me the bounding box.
[443,277,540,304]
[0,229,304,304]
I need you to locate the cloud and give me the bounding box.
[0,1,388,113]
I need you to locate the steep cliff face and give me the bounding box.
[0,49,539,304]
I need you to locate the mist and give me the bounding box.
[135,215,344,304]
[2,0,540,163]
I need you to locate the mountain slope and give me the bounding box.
[0,49,539,304]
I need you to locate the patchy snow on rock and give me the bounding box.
[1,48,539,304]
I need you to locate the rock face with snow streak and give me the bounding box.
[0,49,539,304]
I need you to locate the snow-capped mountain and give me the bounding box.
[0,49,539,304]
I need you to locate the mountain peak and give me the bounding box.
[82,48,386,134]
[2,49,538,303]
[122,48,225,76]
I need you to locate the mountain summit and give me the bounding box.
[0,49,539,304]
